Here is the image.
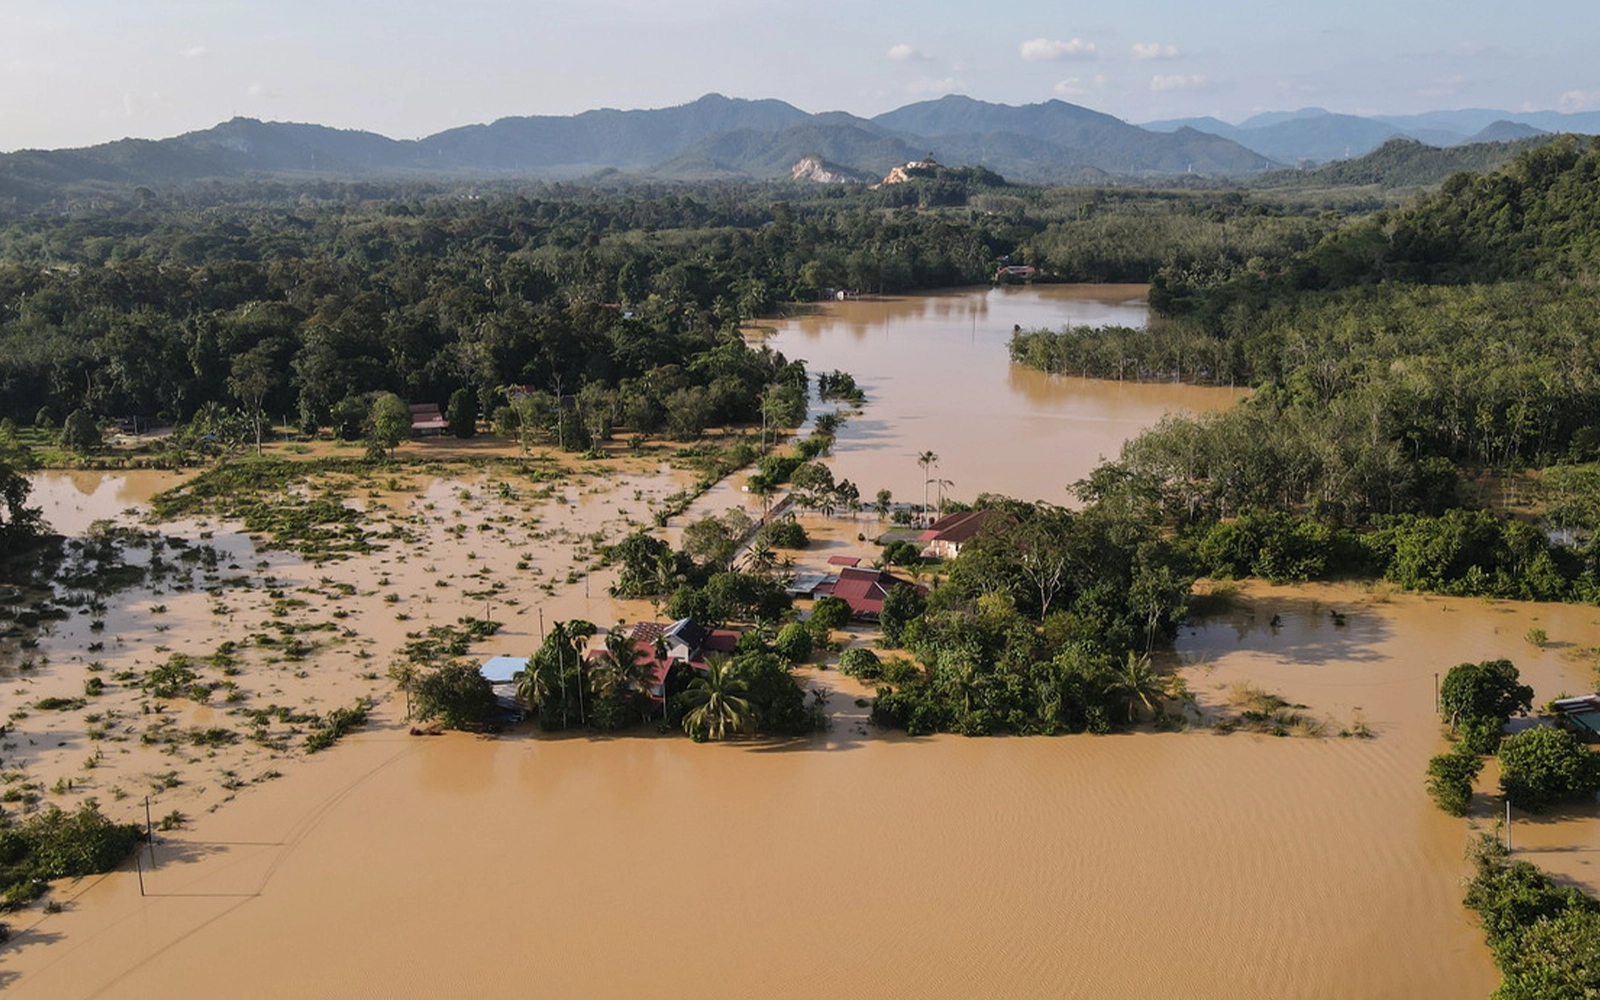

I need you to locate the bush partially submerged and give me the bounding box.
[1,801,143,911]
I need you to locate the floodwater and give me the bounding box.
[9,585,1598,1000]
[756,285,1244,505]
[5,290,1598,999]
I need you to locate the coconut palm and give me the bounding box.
[594,627,654,698]
[514,656,557,718]
[917,450,939,516]
[679,657,754,741]
[1108,651,1168,724]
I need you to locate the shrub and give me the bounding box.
[1498,726,1600,812]
[838,647,883,680]
[810,596,852,633]
[1426,749,1484,816]
[773,622,814,664]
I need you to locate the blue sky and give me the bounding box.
[1,0,1593,151]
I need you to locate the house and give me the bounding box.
[410,403,448,435]
[623,618,741,698]
[1552,695,1600,742]
[918,509,1000,560]
[815,566,915,621]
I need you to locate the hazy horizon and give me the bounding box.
[2,0,1594,153]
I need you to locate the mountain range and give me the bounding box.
[0,94,1592,203]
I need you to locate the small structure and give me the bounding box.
[410,403,448,436]
[479,655,529,722]
[1552,695,1600,741]
[918,509,1000,560]
[815,566,914,621]
[786,572,834,599]
[826,555,861,567]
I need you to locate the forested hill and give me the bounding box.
[1282,134,1600,287]
[0,93,1274,201]
[1250,135,1558,192]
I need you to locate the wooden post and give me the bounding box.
[135,852,145,897]
[1433,673,1440,714]
[1505,801,1512,852]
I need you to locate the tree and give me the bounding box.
[810,595,852,633]
[446,388,478,438]
[1440,659,1534,733]
[917,450,939,514]
[514,656,558,718]
[60,408,101,454]
[227,344,280,454]
[878,582,926,648]
[367,392,411,458]
[874,488,893,521]
[0,461,44,558]
[679,657,754,740]
[773,622,813,664]
[411,661,498,730]
[1107,651,1168,724]
[1498,726,1600,812]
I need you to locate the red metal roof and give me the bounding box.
[826,555,861,566]
[829,566,907,618]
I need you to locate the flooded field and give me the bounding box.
[3,288,1597,999]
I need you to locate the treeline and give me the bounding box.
[0,175,1345,431]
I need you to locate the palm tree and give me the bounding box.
[1108,651,1168,724]
[595,627,654,698]
[917,450,939,518]
[743,538,777,577]
[514,656,557,719]
[679,657,754,741]
[565,620,597,725]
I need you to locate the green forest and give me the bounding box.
[1013,136,1600,602]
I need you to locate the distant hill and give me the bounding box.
[1250,135,1561,190]
[871,95,1275,175]
[1466,121,1548,144]
[1143,106,1599,165]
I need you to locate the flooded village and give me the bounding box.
[0,285,1595,998]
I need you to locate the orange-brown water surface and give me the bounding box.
[756,285,1244,505]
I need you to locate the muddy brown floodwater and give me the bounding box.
[754,284,1245,505]
[4,288,1597,999]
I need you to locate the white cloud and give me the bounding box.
[1131,42,1178,60]
[1053,75,1106,98]
[1559,89,1595,112]
[1150,74,1206,92]
[182,45,209,59]
[887,43,921,62]
[1020,37,1096,62]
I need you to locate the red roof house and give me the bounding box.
[820,566,915,621]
